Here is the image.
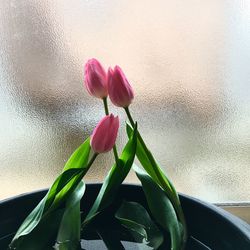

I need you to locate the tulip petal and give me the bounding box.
[91,114,119,153]
[84,58,108,98]
[108,65,134,107]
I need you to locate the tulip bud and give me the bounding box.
[84,58,108,98]
[90,114,119,153]
[107,66,134,107]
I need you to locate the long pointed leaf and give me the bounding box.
[126,123,186,240]
[63,138,91,171]
[56,181,85,250]
[15,209,64,250]
[135,167,182,250]
[126,124,172,192]
[10,168,82,248]
[10,138,91,248]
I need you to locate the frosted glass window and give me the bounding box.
[0,0,249,205]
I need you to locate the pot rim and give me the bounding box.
[0,183,249,243]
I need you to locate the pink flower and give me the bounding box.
[107,66,134,107]
[90,114,119,153]
[84,58,108,98]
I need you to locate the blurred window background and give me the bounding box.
[0,0,249,209]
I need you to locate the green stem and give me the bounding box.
[124,106,187,246]
[86,153,98,168]
[124,107,135,127]
[103,97,119,164]
[103,97,109,116]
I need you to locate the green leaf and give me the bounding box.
[115,201,164,249]
[126,123,186,238]
[45,168,84,210]
[63,138,91,171]
[135,167,182,250]
[11,209,64,250]
[10,138,91,248]
[9,196,48,248]
[50,137,91,209]
[126,124,173,191]
[10,168,83,248]
[56,181,85,250]
[117,218,147,241]
[83,124,138,226]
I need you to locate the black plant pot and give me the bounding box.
[0,184,249,249]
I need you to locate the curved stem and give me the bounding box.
[102,98,119,165]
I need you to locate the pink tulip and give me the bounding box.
[84,58,108,98]
[90,114,119,153]
[107,66,134,107]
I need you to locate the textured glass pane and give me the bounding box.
[0,0,249,203]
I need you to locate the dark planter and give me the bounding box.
[0,184,249,249]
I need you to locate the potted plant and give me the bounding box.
[0,59,249,250]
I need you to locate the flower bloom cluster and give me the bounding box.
[84,58,134,153]
[84,58,134,108]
